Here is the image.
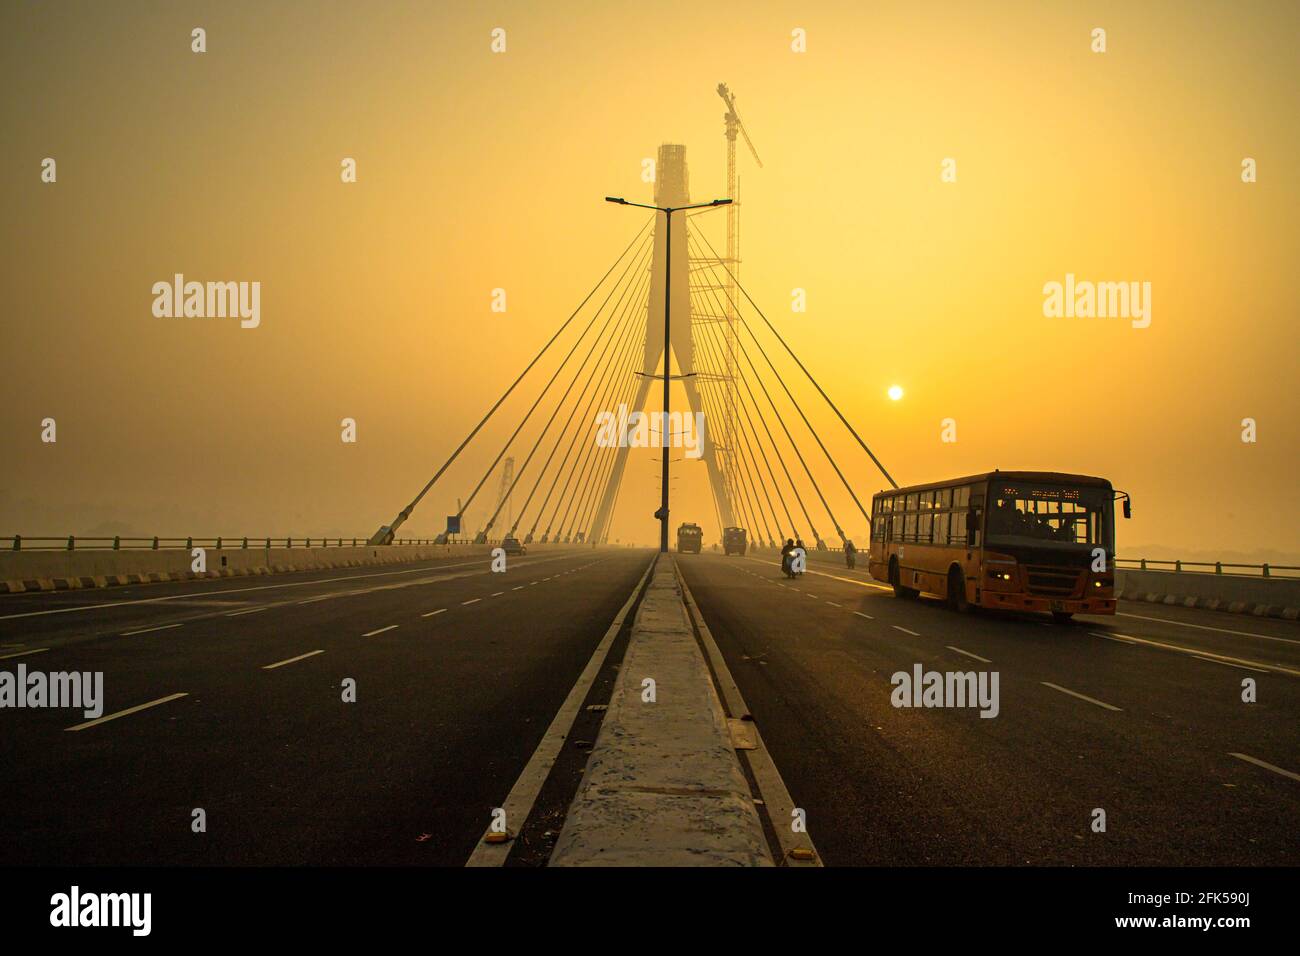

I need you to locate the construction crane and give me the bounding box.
[715,83,763,540]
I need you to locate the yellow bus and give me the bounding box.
[868,471,1130,623]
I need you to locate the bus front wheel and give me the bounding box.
[947,567,969,613]
[890,559,919,599]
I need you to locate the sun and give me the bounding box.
[887,385,904,401]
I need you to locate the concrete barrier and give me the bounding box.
[549,555,771,866]
[1115,569,1300,620]
[0,542,585,594]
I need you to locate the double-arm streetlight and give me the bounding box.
[606,195,731,552]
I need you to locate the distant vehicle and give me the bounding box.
[500,536,526,556]
[722,526,748,556]
[868,470,1130,624]
[676,523,703,554]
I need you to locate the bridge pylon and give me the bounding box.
[588,144,736,544]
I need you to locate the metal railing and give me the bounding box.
[1114,557,1299,579]
[4,535,511,552]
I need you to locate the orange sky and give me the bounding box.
[2,0,1296,559]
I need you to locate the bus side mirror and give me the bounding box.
[1122,499,1131,519]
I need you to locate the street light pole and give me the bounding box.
[605,196,731,553]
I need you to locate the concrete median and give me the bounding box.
[549,554,771,867]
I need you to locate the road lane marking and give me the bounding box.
[297,595,333,605]
[363,625,399,637]
[461,598,481,606]
[422,608,447,618]
[226,606,269,617]
[806,593,818,599]
[1228,752,1300,783]
[1116,611,1299,645]
[676,561,821,867]
[512,586,524,591]
[263,650,324,670]
[1040,682,1122,711]
[65,693,188,732]
[826,601,842,607]
[1086,630,1300,678]
[467,554,657,867]
[491,591,505,597]
[892,626,920,636]
[121,623,183,636]
[1,553,583,622]
[530,581,539,585]
[947,645,991,663]
[0,647,49,660]
[1192,656,1268,674]
[854,611,873,620]
[1090,630,1136,645]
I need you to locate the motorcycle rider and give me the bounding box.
[780,538,795,578]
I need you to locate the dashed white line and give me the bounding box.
[892,626,920,636]
[461,598,481,606]
[121,623,183,636]
[826,601,842,608]
[263,650,324,670]
[854,611,873,620]
[512,586,524,591]
[491,591,505,597]
[363,625,399,637]
[226,606,269,617]
[1228,752,1300,783]
[422,608,447,618]
[946,645,991,663]
[0,647,49,661]
[65,693,189,732]
[1040,681,1122,711]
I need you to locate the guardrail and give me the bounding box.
[5,535,509,551]
[1113,558,1299,579]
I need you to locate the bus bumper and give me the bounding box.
[980,592,1116,616]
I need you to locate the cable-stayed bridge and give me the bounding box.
[2,144,1297,870]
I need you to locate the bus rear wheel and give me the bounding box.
[946,567,969,613]
[1051,611,1074,625]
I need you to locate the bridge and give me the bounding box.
[2,144,1297,869]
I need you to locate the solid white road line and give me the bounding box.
[461,598,481,606]
[263,650,324,670]
[1227,752,1300,783]
[893,626,920,636]
[297,595,333,605]
[1117,611,1300,645]
[1090,630,1136,645]
[1040,682,1122,711]
[1192,656,1268,674]
[676,562,821,867]
[65,693,188,732]
[121,623,183,636]
[2,552,584,622]
[1088,630,1300,678]
[0,647,49,660]
[947,645,991,663]
[467,554,657,867]
[363,625,399,637]
[422,608,447,618]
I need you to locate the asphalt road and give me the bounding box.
[676,550,1299,866]
[0,547,654,865]
[2,545,1295,867]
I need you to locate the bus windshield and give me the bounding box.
[986,483,1113,554]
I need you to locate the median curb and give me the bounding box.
[549,555,772,867]
[1117,584,1299,621]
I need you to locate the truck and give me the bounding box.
[722,526,748,556]
[676,522,703,554]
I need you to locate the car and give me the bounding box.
[722,526,748,556]
[500,535,526,556]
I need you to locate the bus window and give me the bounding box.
[937,488,953,509]
[954,486,969,510]
[904,512,917,542]
[905,493,918,512]
[934,510,949,544]
[919,512,932,542]
[891,513,904,543]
